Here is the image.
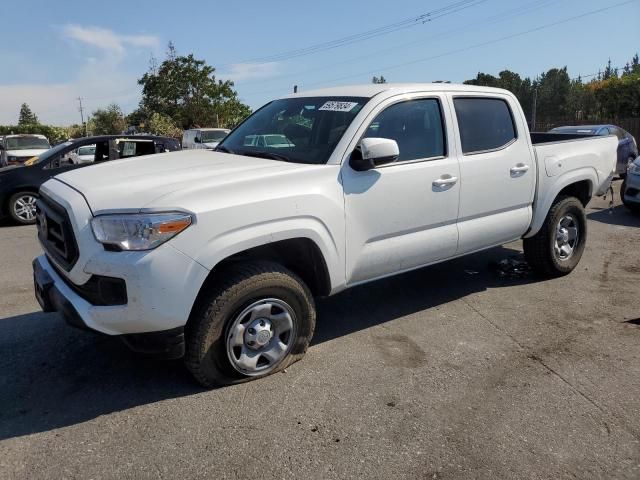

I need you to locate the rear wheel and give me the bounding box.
[523,196,586,277]
[185,261,316,387]
[8,191,39,225]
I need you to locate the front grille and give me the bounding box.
[36,195,79,271]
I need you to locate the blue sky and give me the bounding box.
[1,0,638,125]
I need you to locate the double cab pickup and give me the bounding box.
[32,84,617,386]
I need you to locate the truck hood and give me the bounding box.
[53,149,316,213]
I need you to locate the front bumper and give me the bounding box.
[623,172,640,205]
[33,256,190,358]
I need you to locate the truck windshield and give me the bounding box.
[217,96,369,164]
[6,136,50,150]
[201,130,228,142]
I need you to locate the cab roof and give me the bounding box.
[282,83,512,99]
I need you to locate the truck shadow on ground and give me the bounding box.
[587,204,640,228]
[0,245,534,441]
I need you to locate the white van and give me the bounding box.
[1,134,50,165]
[182,128,230,150]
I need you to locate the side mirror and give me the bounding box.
[349,137,399,171]
[194,137,201,143]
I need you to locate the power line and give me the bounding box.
[236,0,557,91]
[289,0,637,93]
[219,0,489,66]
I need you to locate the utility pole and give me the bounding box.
[77,97,86,137]
[530,88,538,132]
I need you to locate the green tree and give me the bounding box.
[464,70,534,118]
[66,124,86,139]
[372,75,387,84]
[147,112,182,138]
[137,43,251,129]
[18,103,39,125]
[535,67,572,119]
[603,58,617,80]
[590,74,640,118]
[90,104,126,135]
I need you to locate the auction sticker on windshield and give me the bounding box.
[319,101,359,112]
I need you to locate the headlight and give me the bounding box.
[628,162,640,176]
[91,212,192,251]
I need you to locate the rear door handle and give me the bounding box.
[432,175,458,188]
[510,163,530,176]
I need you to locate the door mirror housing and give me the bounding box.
[194,136,201,143]
[350,137,399,171]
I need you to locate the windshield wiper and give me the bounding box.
[214,145,234,154]
[237,150,295,162]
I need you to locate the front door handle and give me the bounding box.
[510,163,530,176]
[432,175,458,188]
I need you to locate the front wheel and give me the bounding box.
[8,191,39,225]
[523,196,587,277]
[185,261,316,387]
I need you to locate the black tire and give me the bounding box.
[185,261,316,387]
[8,191,39,225]
[523,196,587,278]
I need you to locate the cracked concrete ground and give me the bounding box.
[0,180,638,479]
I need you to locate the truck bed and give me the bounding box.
[525,133,618,238]
[530,132,597,144]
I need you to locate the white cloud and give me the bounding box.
[0,25,159,124]
[63,24,159,57]
[0,69,141,125]
[220,62,280,82]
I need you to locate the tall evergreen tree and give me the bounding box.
[18,103,39,125]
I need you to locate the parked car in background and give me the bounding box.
[182,128,230,150]
[1,134,51,166]
[549,125,637,176]
[621,156,640,212]
[67,144,96,164]
[243,134,295,148]
[31,83,617,387]
[0,135,180,225]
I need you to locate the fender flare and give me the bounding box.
[192,215,345,292]
[525,168,596,238]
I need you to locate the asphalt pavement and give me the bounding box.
[0,180,638,479]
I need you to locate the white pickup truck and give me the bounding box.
[32,84,617,386]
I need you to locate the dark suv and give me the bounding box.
[0,135,180,225]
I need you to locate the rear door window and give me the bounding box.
[453,98,517,154]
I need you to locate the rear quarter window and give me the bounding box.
[453,97,517,154]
